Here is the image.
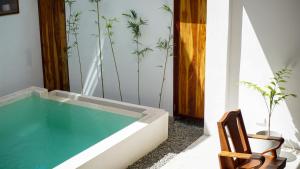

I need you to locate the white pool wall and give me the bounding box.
[78,111,168,169]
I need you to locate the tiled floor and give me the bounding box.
[161,135,300,169]
[128,117,204,169]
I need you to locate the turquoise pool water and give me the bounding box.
[0,95,138,169]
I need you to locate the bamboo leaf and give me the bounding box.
[279,80,287,83]
[271,81,276,86]
[279,87,285,91]
[122,13,131,18]
[161,4,173,14]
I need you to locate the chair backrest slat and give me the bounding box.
[217,110,252,168]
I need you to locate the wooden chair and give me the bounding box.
[217,110,287,169]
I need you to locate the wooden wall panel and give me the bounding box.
[38,0,70,91]
[174,0,206,119]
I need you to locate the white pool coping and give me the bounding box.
[0,87,169,169]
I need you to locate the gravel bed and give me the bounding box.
[127,117,204,169]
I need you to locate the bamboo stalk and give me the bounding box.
[104,18,123,101]
[96,1,105,98]
[66,3,72,47]
[136,36,140,105]
[158,50,169,108]
[123,10,151,105]
[158,4,173,108]
[74,34,84,93]
[66,1,84,94]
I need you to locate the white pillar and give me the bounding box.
[204,0,244,136]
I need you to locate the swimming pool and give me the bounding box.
[0,87,168,169]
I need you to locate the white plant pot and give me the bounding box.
[250,130,281,156]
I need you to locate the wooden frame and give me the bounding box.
[38,0,70,91]
[173,0,206,119]
[173,0,180,118]
[0,0,19,16]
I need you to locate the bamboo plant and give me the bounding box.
[156,4,173,108]
[241,68,297,135]
[123,10,153,105]
[65,0,84,93]
[65,0,75,55]
[102,16,123,101]
[89,0,105,98]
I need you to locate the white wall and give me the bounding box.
[239,0,300,149]
[204,0,230,135]
[67,0,173,113]
[205,0,300,149]
[0,0,43,96]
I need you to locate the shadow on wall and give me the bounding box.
[82,39,105,97]
[243,0,300,148]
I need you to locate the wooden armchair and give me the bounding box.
[217,110,286,169]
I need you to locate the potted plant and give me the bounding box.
[241,68,297,151]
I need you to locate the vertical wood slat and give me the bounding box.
[38,0,70,91]
[174,0,206,119]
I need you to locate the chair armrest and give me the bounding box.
[219,151,263,160]
[248,134,284,142]
[219,151,265,168]
[248,134,284,157]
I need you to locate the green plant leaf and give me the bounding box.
[161,4,173,14]
[279,87,285,91]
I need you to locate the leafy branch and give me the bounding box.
[65,0,76,55]
[241,68,297,135]
[123,10,153,105]
[156,3,173,108]
[65,0,84,93]
[102,16,123,101]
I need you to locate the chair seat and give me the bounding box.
[240,155,286,169]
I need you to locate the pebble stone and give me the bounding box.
[127,117,204,169]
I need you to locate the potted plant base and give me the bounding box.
[250,130,282,155]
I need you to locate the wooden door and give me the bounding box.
[38,0,70,91]
[174,0,206,119]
